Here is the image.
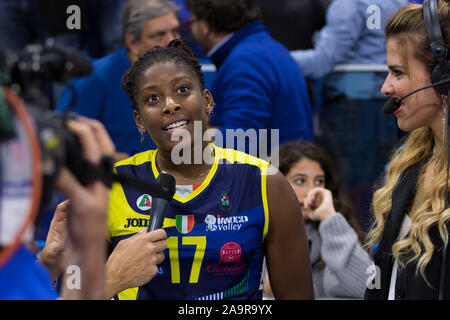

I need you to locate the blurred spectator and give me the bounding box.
[253,0,331,113]
[264,141,371,299]
[290,0,408,230]
[254,0,331,51]
[0,0,127,58]
[185,0,314,157]
[291,0,407,78]
[56,0,181,160]
[0,0,45,50]
[171,0,206,58]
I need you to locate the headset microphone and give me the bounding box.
[382,78,450,114]
[382,97,402,115]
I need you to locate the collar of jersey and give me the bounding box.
[150,143,220,203]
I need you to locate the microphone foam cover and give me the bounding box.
[157,173,176,200]
[382,97,401,114]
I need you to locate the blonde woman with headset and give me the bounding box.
[365,0,450,300]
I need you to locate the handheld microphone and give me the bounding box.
[147,173,176,232]
[383,78,450,114]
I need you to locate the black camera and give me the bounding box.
[0,43,111,211]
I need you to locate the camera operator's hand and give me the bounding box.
[53,117,115,300]
[39,200,69,282]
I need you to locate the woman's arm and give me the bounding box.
[319,213,372,298]
[264,169,314,299]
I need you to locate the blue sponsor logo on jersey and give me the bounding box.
[204,214,248,232]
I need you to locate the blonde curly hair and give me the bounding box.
[365,2,450,285]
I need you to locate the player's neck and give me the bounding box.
[155,147,215,184]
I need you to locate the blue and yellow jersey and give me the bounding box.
[108,144,270,300]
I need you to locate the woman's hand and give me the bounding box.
[302,187,336,222]
[104,228,167,299]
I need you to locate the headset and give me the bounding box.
[382,0,450,113]
[423,0,450,300]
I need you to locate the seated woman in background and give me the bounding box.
[264,140,372,299]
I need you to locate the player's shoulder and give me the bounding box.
[214,145,270,170]
[114,150,156,168]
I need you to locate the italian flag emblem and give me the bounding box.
[176,215,195,234]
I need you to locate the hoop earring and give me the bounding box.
[208,103,216,117]
[441,95,448,141]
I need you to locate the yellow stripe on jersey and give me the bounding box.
[260,165,269,242]
[218,145,269,168]
[115,149,156,167]
[108,180,139,241]
[117,288,138,300]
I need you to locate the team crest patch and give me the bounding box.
[219,192,232,210]
[176,215,195,234]
[137,194,152,211]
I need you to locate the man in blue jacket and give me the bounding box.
[185,0,314,158]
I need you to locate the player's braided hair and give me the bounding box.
[121,39,205,110]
